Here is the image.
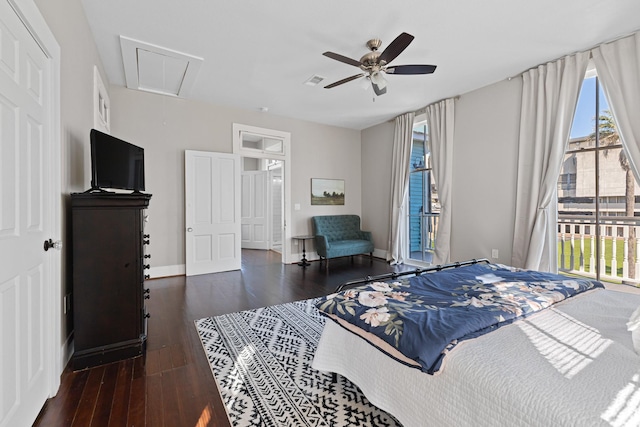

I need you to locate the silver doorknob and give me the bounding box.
[44,239,62,251]
[187,227,193,232]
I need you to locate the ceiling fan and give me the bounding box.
[323,32,436,96]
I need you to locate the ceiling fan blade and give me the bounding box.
[386,64,437,75]
[324,73,365,89]
[378,32,414,64]
[372,81,387,96]
[322,51,362,67]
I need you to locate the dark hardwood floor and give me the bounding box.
[34,250,411,426]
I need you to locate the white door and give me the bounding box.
[269,167,283,251]
[0,1,58,425]
[185,150,241,275]
[241,170,269,250]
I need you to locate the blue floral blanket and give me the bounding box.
[315,263,604,374]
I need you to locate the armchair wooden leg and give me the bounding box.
[318,256,329,271]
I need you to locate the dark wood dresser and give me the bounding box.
[71,192,152,370]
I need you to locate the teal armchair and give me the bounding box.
[312,215,374,267]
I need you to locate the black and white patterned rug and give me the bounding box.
[195,298,402,427]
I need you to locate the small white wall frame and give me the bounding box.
[93,66,110,132]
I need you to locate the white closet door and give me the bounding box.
[0,1,55,425]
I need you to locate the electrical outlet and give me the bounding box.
[491,249,499,259]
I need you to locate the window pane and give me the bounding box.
[263,137,283,153]
[240,132,284,155]
[571,76,600,139]
[409,126,426,258]
[559,74,640,283]
[408,122,438,263]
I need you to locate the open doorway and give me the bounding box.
[241,157,284,259]
[234,123,291,265]
[185,125,290,276]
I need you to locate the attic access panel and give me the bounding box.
[120,36,203,97]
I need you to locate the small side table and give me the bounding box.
[292,235,314,267]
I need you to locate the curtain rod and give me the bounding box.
[388,95,460,122]
[390,28,640,124]
[415,95,460,116]
[507,28,639,81]
[403,95,460,116]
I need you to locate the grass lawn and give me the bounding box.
[558,236,629,276]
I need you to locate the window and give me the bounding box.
[557,72,640,282]
[232,123,289,160]
[240,132,284,155]
[407,119,439,263]
[558,173,577,191]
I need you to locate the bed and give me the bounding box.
[311,260,640,426]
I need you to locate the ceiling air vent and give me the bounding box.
[304,75,325,86]
[120,36,203,97]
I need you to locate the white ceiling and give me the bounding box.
[81,0,640,130]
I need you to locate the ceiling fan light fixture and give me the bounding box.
[322,32,435,95]
[370,71,387,89]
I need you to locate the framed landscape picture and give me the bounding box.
[311,178,345,205]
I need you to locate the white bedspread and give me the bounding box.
[312,289,640,427]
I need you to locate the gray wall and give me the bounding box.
[109,86,362,271]
[35,0,106,194]
[361,121,395,257]
[361,77,523,265]
[451,78,522,263]
[34,0,109,358]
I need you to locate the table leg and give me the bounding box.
[297,239,311,267]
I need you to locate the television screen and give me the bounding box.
[90,129,145,192]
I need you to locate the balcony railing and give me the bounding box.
[408,212,439,262]
[558,214,640,284]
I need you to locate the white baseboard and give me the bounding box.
[60,335,73,373]
[372,248,387,260]
[148,264,185,279]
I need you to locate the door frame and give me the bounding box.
[267,162,283,252]
[233,124,291,264]
[7,0,62,396]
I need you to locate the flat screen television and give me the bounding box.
[90,129,145,192]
